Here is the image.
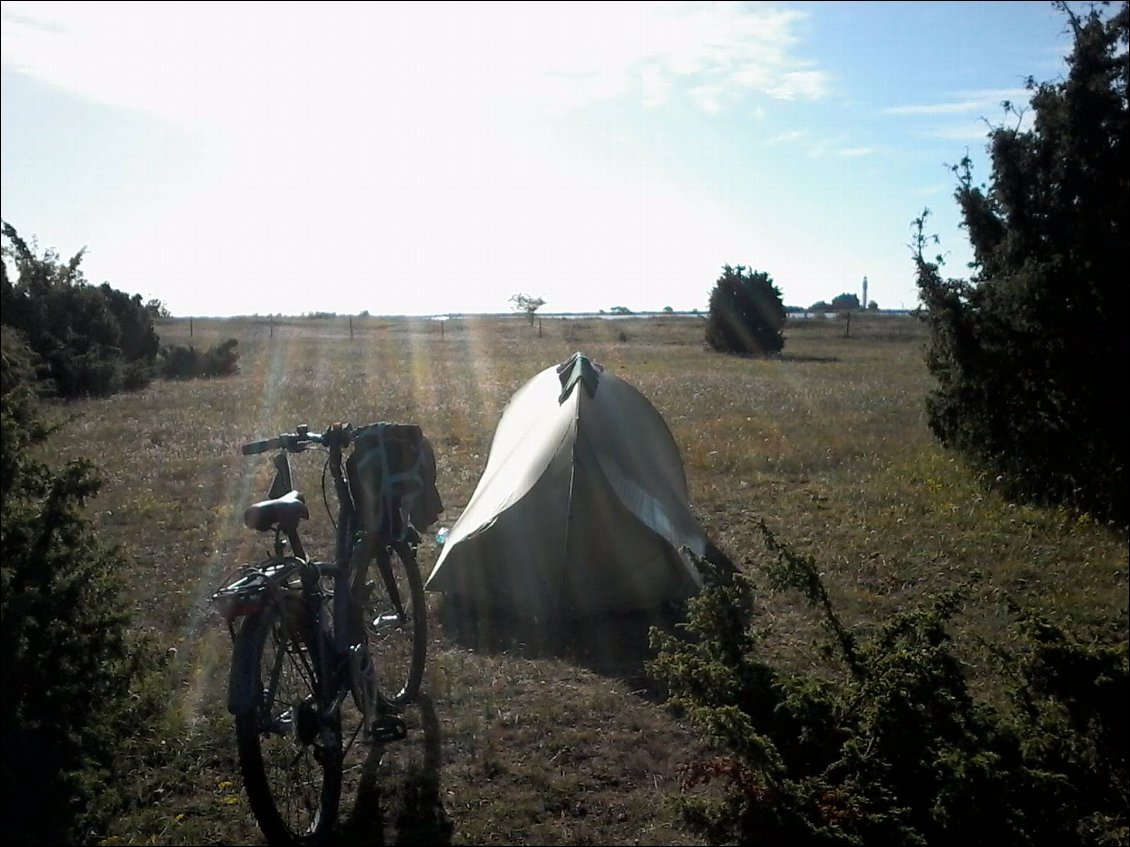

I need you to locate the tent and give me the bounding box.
[423,352,709,618]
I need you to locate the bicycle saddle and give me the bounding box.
[243,490,309,532]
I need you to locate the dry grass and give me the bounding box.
[39,313,1127,846]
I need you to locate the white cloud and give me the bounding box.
[764,129,866,160]
[914,182,954,197]
[886,101,990,116]
[884,87,1030,117]
[766,129,808,145]
[765,69,828,100]
[884,86,1034,145]
[1,1,828,126]
[0,1,841,315]
[930,121,996,142]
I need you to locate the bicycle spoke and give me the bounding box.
[235,603,341,844]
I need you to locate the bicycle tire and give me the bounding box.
[233,599,342,846]
[358,540,427,709]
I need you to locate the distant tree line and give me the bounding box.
[1,221,239,399]
[807,293,876,313]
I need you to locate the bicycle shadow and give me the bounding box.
[335,693,452,846]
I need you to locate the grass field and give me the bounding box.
[41,313,1127,846]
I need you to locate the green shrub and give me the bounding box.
[158,338,240,380]
[648,521,1127,846]
[157,343,199,379]
[203,337,240,377]
[704,265,786,356]
[1,339,167,845]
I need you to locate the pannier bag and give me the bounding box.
[347,422,444,538]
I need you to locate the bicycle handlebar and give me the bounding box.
[240,423,352,456]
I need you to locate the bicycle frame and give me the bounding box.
[217,426,368,721]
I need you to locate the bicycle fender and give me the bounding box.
[227,613,267,715]
[227,598,315,715]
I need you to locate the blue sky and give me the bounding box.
[1,1,1074,317]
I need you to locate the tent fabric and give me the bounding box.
[424,351,708,617]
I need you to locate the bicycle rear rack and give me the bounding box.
[211,557,305,622]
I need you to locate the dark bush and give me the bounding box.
[1,336,166,845]
[705,265,786,356]
[203,338,240,376]
[158,338,240,379]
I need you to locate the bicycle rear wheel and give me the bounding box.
[233,598,341,846]
[358,540,427,709]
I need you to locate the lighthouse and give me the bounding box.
[862,275,869,310]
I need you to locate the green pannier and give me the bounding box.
[346,422,443,539]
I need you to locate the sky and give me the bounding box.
[1,1,1076,317]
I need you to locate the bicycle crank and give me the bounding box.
[367,715,407,744]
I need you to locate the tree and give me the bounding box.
[101,283,159,377]
[144,297,171,320]
[1,222,159,397]
[509,292,546,324]
[705,265,786,356]
[913,1,1128,525]
[831,292,861,312]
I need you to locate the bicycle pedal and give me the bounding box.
[367,716,407,744]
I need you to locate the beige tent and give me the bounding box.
[424,352,709,618]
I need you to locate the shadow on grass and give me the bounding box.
[773,353,840,363]
[435,594,685,697]
[336,694,452,846]
[434,543,739,695]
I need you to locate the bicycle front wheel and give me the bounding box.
[233,598,341,846]
[361,540,427,709]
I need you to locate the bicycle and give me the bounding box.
[211,421,437,845]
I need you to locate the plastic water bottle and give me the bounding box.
[435,527,449,546]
